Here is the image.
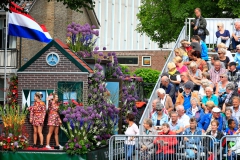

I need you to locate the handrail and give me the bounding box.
[139,26,186,133]
[186,18,240,49]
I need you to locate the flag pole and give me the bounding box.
[4,10,8,106]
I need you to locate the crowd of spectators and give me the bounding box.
[123,7,240,160]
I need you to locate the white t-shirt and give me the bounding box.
[226,50,234,62]
[178,114,190,128]
[230,106,240,122]
[125,123,139,145]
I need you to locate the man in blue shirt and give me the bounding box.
[198,107,226,133]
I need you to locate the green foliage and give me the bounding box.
[136,0,239,47]
[134,68,160,98]
[1,0,95,13]
[119,64,131,75]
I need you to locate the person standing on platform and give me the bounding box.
[29,92,46,148]
[46,93,63,150]
[191,8,209,42]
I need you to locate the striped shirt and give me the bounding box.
[208,68,227,84]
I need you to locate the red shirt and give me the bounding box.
[153,130,177,154]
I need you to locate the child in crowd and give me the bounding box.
[225,119,237,135]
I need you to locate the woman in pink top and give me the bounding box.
[173,56,188,73]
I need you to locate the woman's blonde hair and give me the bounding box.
[217,22,224,27]
[35,92,42,99]
[218,48,226,55]
[167,62,176,70]
[173,56,183,63]
[189,61,198,68]
[206,101,215,109]
[174,48,185,57]
[217,43,227,49]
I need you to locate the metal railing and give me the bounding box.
[186,18,240,49]
[138,26,186,133]
[219,135,240,160]
[109,134,217,160]
[0,49,18,68]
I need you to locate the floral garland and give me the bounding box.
[7,76,18,106]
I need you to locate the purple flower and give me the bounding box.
[75,143,79,148]
[63,118,68,122]
[94,46,99,51]
[97,58,101,63]
[99,52,103,56]
[107,52,112,56]
[62,111,67,115]
[71,114,76,118]
[99,86,104,93]
[8,133,13,137]
[98,65,103,71]
[65,114,70,118]
[112,52,116,56]
[77,117,81,121]
[103,47,106,50]
[88,94,92,98]
[93,50,98,54]
[94,78,99,82]
[92,25,96,29]
[14,141,18,147]
[112,72,117,77]
[103,56,107,59]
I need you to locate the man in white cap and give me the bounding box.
[198,107,226,133]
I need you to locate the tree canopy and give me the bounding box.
[136,0,240,47]
[1,0,95,12]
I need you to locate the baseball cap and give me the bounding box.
[184,81,193,89]
[229,62,237,67]
[212,107,221,113]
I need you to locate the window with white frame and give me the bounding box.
[117,56,139,66]
[0,17,17,49]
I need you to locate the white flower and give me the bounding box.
[11,143,13,145]
[0,142,2,146]
[97,142,101,146]
[93,136,97,139]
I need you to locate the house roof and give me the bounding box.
[18,39,94,73]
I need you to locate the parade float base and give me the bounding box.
[0,145,109,160]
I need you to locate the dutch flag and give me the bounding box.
[8,2,52,43]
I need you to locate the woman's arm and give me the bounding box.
[215,83,219,96]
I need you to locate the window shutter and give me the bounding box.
[22,90,30,109]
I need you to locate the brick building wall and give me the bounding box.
[104,50,170,72]
[18,45,89,146]
[19,0,93,67]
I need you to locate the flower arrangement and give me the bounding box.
[66,22,99,58]
[105,52,140,132]
[6,76,18,106]
[0,105,29,151]
[0,133,28,151]
[60,106,94,155]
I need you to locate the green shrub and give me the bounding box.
[119,64,131,75]
[134,68,160,98]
